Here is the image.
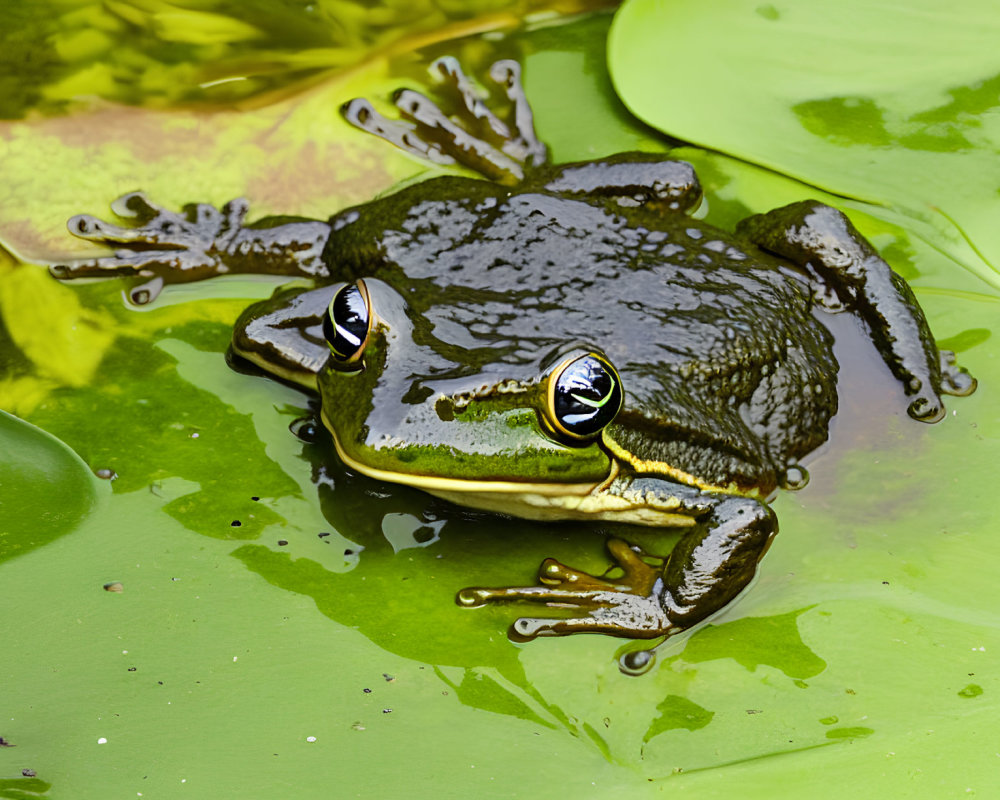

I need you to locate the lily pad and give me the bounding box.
[608,0,1000,288]
[1,6,999,799]
[0,410,101,563]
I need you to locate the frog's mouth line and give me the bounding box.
[322,410,696,526]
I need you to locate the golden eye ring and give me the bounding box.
[322,280,372,370]
[545,352,623,443]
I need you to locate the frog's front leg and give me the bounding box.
[458,487,775,642]
[736,201,976,421]
[50,192,331,304]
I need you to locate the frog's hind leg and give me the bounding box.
[736,201,976,422]
[341,58,546,185]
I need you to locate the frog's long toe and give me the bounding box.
[510,593,673,641]
[457,538,672,639]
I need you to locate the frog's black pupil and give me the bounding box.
[553,355,623,437]
[323,284,369,360]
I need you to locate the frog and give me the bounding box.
[51,58,975,667]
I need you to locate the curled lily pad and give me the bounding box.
[608,0,1000,288]
[0,410,101,563]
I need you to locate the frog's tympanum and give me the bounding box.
[53,59,975,667]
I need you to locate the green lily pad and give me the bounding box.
[0,410,101,563]
[608,0,1000,288]
[2,7,1000,799]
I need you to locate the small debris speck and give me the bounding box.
[306,736,317,742]
[97,737,108,744]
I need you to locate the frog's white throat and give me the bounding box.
[326,418,696,527]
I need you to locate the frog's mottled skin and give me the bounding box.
[52,59,975,670]
[317,163,838,495]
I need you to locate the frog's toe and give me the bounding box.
[66,212,134,243]
[509,592,673,641]
[341,97,456,167]
[127,276,165,305]
[456,583,610,608]
[487,59,547,167]
[907,392,945,423]
[108,191,172,222]
[50,248,221,302]
[538,557,617,589]
[66,210,182,248]
[939,350,977,397]
[50,250,163,279]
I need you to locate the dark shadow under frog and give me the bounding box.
[51,58,975,668]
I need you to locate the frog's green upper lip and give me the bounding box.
[321,407,604,497]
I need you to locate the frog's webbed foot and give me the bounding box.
[51,192,331,304]
[342,57,547,185]
[458,493,776,656]
[50,192,245,304]
[458,538,674,640]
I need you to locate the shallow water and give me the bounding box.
[2,8,999,799]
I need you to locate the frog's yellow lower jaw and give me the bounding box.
[329,427,695,527]
[423,486,696,526]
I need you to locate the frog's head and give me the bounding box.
[316,277,640,520]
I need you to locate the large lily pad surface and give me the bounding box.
[2,6,999,798]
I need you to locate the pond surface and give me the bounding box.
[2,6,999,798]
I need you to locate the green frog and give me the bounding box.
[51,58,975,667]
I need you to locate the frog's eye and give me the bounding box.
[322,280,372,368]
[545,353,623,442]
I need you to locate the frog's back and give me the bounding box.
[325,177,840,489]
